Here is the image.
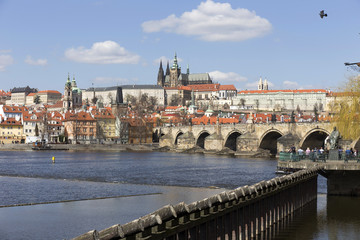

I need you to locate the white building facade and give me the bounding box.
[234,89,329,112]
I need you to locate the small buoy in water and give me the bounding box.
[52,156,55,163]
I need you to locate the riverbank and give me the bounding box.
[0,143,158,152]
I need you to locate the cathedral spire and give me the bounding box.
[157,60,165,87]
[172,52,178,69]
[166,61,170,75]
[187,64,190,75]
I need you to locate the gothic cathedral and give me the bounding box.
[157,53,212,87]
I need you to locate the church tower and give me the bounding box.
[157,60,165,87]
[169,53,181,87]
[63,73,73,111]
[258,77,263,90]
[263,78,269,90]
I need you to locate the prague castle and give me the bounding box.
[157,53,212,87]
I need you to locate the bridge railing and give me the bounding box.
[279,152,360,163]
[72,167,320,240]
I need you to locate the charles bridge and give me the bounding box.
[154,122,360,156]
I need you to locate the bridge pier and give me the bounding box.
[278,160,360,196]
[176,131,195,150]
[325,170,360,196]
[204,133,223,152]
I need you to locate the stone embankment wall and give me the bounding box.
[0,143,157,152]
[72,167,320,240]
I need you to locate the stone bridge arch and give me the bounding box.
[174,131,184,146]
[259,129,284,156]
[224,130,242,151]
[350,136,360,150]
[300,128,330,150]
[196,131,211,149]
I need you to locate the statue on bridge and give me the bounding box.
[326,127,340,150]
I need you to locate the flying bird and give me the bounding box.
[319,10,327,18]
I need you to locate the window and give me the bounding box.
[83,128,87,132]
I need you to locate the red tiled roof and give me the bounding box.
[64,111,95,122]
[2,105,28,113]
[0,90,10,96]
[38,90,62,95]
[238,89,327,94]
[219,85,237,91]
[91,108,115,119]
[327,92,360,97]
[187,84,220,92]
[45,100,63,109]
[0,117,22,126]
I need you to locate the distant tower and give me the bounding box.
[63,73,73,111]
[165,61,170,76]
[187,64,190,75]
[258,77,263,90]
[170,53,181,87]
[263,78,269,90]
[157,60,165,87]
[71,75,82,108]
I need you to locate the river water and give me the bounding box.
[0,150,359,239]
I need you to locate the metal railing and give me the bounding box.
[279,151,360,163]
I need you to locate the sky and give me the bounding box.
[0,0,359,93]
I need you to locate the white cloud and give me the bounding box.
[209,70,247,83]
[0,55,14,72]
[92,77,132,86]
[0,49,12,54]
[65,41,140,64]
[25,55,48,66]
[153,56,170,66]
[283,80,299,89]
[142,0,272,42]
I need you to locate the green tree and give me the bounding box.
[333,75,360,140]
[34,95,41,104]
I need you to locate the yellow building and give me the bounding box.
[91,107,116,141]
[0,117,25,144]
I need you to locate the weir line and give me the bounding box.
[72,166,321,240]
[0,193,162,208]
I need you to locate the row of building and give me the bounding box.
[0,104,157,145]
[0,79,341,119]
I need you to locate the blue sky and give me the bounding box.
[0,0,359,92]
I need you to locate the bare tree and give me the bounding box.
[240,98,246,108]
[170,94,181,106]
[149,96,158,111]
